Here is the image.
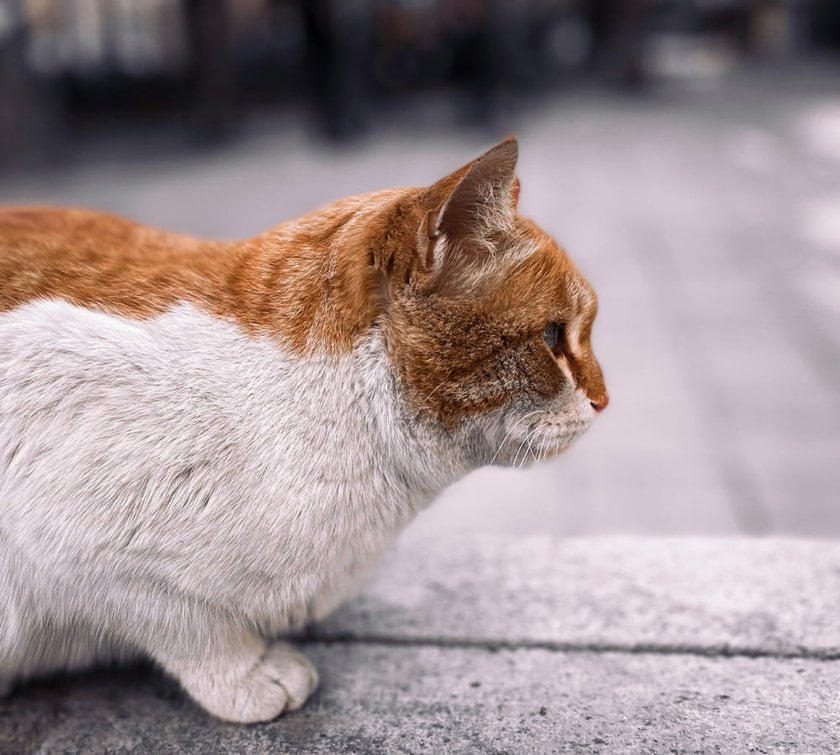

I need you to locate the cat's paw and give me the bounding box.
[259,641,319,712]
[184,641,318,723]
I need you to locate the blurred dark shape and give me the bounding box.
[303,0,373,139]
[0,0,837,165]
[184,0,234,141]
[0,0,58,163]
[587,0,652,86]
[810,0,840,49]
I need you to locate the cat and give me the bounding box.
[0,138,607,723]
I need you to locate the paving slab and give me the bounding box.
[315,535,840,655]
[3,647,839,754]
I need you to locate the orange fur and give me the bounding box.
[385,219,607,425]
[0,138,607,425]
[0,199,388,354]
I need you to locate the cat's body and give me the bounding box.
[0,140,607,722]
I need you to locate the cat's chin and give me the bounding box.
[486,423,591,468]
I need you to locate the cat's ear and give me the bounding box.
[426,138,518,243]
[421,138,519,273]
[373,139,520,294]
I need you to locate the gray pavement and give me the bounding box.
[5,649,839,754]
[2,62,840,751]
[3,536,840,754]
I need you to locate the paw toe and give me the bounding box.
[264,644,318,711]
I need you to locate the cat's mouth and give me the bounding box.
[491,417,591,467]
[532,422,590,456]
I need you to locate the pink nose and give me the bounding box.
[590,394,609,413]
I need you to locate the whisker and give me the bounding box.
[514,432,533,469]
[514,427,541,469]
[525,430,539,465]
[525,427,544,467]
[512,429,533,469]
[511,438,526,469]
[488,410,544,466]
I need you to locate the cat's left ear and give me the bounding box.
[422,138,519,272]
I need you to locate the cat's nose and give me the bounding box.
[590,393,609,413]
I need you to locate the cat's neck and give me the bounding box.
[347,330,482,509]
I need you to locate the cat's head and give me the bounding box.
[378,138,608,467]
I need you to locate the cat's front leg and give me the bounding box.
[153,631,318,723]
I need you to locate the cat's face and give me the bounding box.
[382,139,607,467]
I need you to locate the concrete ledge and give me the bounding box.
[314,536,840,656]
[3,536,840,753]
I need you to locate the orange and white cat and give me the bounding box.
[0,139,607,723]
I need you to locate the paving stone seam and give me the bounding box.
[302,633,840,661]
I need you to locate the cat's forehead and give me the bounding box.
[488,219,596,322]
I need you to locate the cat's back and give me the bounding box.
[0,206,233,317]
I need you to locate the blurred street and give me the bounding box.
[3,34,840,749]
[2,60,837,539]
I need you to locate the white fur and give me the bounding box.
[0,299,591,721]
[0,300,476,721]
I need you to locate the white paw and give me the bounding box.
[259,641,319,712]
[184,641,319,723]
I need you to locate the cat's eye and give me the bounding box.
[543,322,564,355]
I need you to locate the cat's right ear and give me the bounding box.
[420,138,519,276]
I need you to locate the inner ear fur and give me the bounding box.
[371,138,520,295]
[426,138,519,238]
[421,138,519,276]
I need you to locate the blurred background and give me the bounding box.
[0,0,838,538]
